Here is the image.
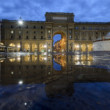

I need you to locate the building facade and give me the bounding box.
[1,12,110,52]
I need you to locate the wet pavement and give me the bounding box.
[0,52,110,110]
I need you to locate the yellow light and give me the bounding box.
[17,57,21,62]
[0,60,4,62]
[17,45,21,48]
[44,52,47,55]
[44,57,47,61]
[44,45,47,48]
[9,58,15,62]
[76,45,79,48]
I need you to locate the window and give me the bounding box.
[26,36,29,39]
[26,25,28,29]
[48,35,51,39]
[41,26,43,29]
[34,36,36,39]
[41,36,43,39]
[75,27,79,30]
[69,30,72,34]
[88,27,92,30]
[19,36,21,39]
[96,36,98,39]
[75,36,79,40]
[89,36,91,40]
[69,35,72,39]
[48,30,51,33]
[34,31,36,34]
[19,26,21,29]
[82,27,85,30]
[82,36,86,40]
[41,31,43,34]
[19,31,21,34]
[48,43,50,46]
[26,31,28,33]
[11,36,13,39]
[26,66,29,69]
[11,25,13,28]
[33,26,36,29]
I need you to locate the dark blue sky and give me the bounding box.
[0,0,110,22]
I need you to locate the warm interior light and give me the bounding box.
[76,45,79,48]
[44,45,47,48]
[17,45,21,48]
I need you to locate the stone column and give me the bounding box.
[30,43,32,52]
[86,44,88,52]
[37,41,39,53]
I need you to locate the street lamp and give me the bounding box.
[18,17,24,52]
[18,17,23,25]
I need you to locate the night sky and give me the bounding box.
[0,0,110,44]
[0,0,110,22]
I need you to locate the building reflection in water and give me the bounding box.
[1,54,110,98]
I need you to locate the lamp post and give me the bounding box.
[18,17,24,52]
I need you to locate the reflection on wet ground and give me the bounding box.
[0,52,110,110]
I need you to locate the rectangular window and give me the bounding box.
[26,36,29,39]
[34,36,36,39]
[11,36,13,39]
[41,36,43,39]
[19,36,21,39]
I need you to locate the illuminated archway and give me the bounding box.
[8,43,15,52]
[53,31,67,52]
[32,43,37,52]
[24,43,30,52]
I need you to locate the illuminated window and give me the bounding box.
[69,35,72,39]
[69,30,72,34]
[48,30,51,33]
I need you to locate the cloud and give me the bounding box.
[0,0,110,22]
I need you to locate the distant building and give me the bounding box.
[1,12,110,52]
[93,32,110,51]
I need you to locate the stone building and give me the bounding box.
[1,12,110,52]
